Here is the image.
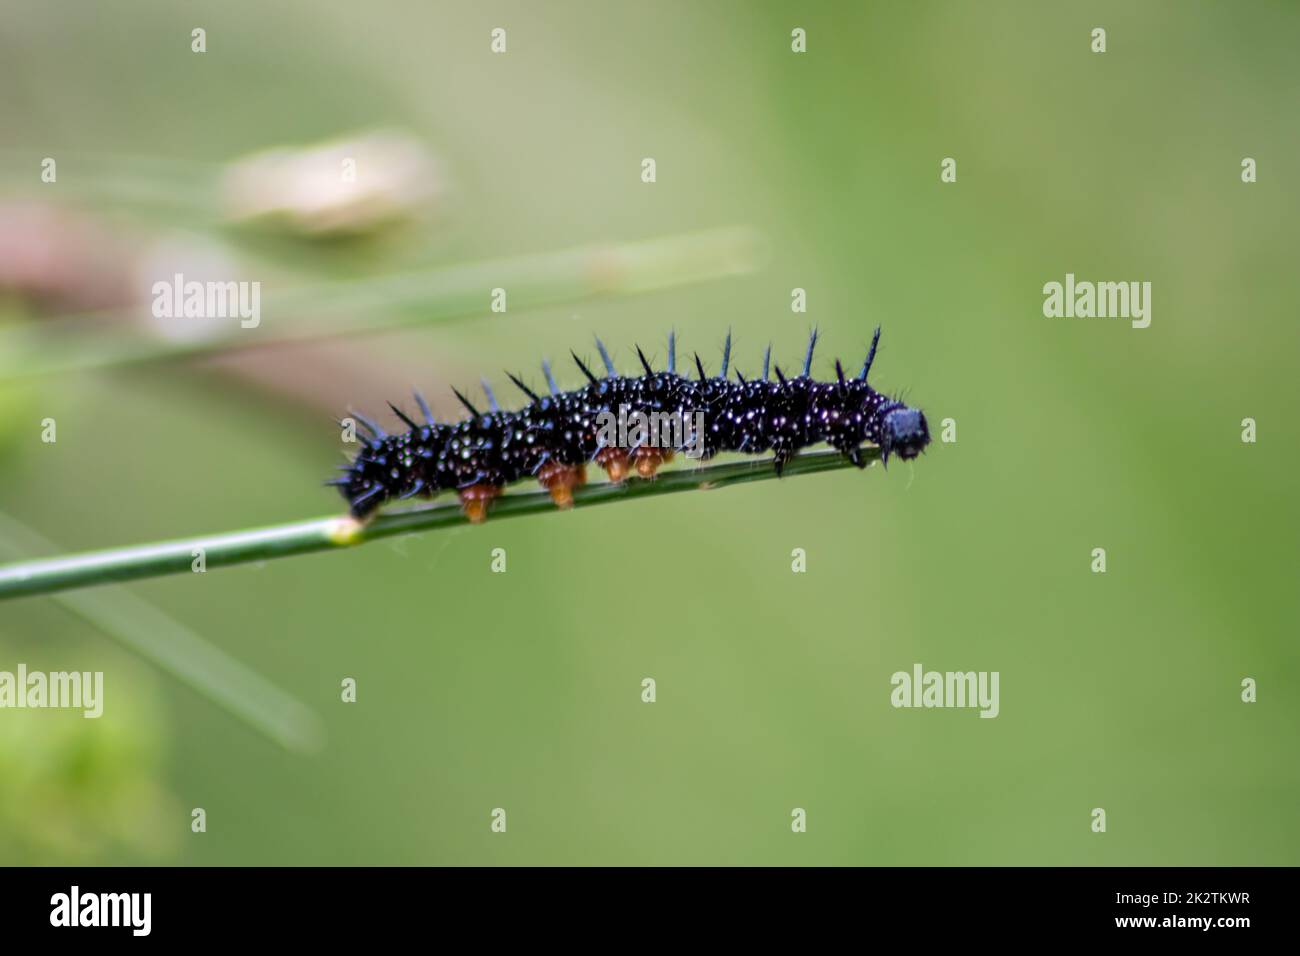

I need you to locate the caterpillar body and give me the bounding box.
[331,329,930,523]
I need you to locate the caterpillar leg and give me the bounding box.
[458,484,502,524]
[595,447,631,482]
[772,448,794,477]
[630,447,673,478]
[537,462,587,509]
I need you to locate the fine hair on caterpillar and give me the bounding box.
[330,328,930,524]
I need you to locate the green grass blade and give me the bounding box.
[0,513,324,752]
[0,448,872,602]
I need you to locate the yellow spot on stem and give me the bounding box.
[328,515,366,546]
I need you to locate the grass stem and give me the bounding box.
[0,448,872,601]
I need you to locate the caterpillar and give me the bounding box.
[330,328,930,523]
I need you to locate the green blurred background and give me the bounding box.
[1,1,1296,865]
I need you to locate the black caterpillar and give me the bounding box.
[330,329,930,522]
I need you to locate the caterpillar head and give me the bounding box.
[879,405,930,465]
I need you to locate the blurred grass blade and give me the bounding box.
[0,513,324,753]
[0,226,762,381]
[0,448,871,601]
[0,149,220,214]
